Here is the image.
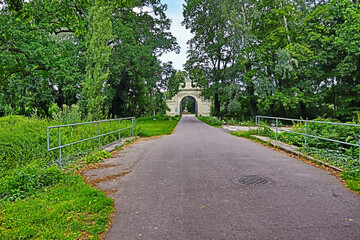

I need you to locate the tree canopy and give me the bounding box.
[1,0,359,121]
[183,0,360,121]
[0,0,179,119]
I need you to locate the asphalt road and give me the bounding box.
[86,115,360,240]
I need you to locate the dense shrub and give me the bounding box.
[197,116,223,127]
[0,115,133,174]
[274,118,360,159]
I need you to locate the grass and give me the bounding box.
[136,116,180,137]
[0,115,134,173]
[0,114,180,239]
[0,173,113,239]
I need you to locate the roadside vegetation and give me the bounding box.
[0,113,179,239]
[136,115,180,137]
[197,116,223,127]
[198,116,360,194]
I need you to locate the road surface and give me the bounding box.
[84,115,360,240]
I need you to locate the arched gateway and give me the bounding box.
[166,78,211,117]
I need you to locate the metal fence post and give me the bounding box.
[47,127,50,151]
[98,122,100,149]
[258,116,260,135]
[305,122,308,149]
[276,118,279,141]
[118,119,121,142]
[58,127,62,169]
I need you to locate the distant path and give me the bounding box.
[84,115,360,239]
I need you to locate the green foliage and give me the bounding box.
[183,0,360,120]
[0,115,134,173]
[270,118,360,160]
[223,117,254,126]
[0,163,65,201]
[197,116,224,127]
[0,113,180,238]
[0,0,178,119]
[0,174,113,239]
[0,114,179,174]
[135,116,180,137]
[82,1,113,120]
[52,104,83,124]
[181,96,196,114]
[82,150,110,164]
[302,148,360,171]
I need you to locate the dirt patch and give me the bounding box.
[103,189,118,195]
[88,170,132,186]
[96,164,118,169]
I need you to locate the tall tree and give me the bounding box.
[82,0,113,120]
[183,0,232,116]
[107,0,179,117]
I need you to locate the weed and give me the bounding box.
[82,150,110,164]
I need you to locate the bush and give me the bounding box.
[197,116,223,127]
[263,117,360,159]
[52,104,82,124]
[0,115,134,173]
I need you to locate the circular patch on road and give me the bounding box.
[233,176,272,186]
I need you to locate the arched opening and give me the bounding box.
[180,96,197,117]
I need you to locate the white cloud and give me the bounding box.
[132,6,152,14]
[159,4,193,70]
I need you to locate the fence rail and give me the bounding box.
[255,115,360,162]
[47,117,136,168]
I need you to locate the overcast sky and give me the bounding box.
[159,0,193,71]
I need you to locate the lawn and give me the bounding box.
[0,115,179,239]
[136,116,180,137]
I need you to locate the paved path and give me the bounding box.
[84,116,360,240]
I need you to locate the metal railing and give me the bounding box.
[255,115,360,162]
[47,117,136,168]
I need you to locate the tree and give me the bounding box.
[183,0,233,116]
[81,0,113,120]
[107,0,179,117]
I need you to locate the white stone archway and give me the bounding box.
[166,78,211,117]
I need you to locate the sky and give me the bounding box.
[159,0,193,71]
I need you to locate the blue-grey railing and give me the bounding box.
[255,115,360,162]
[47,117,135,168]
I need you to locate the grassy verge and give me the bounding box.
[230,130,360,195]
[0,115,179,239]
[136,115,180,137]
[0,172,113,239]
[197,116,223,127]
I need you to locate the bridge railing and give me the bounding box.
[255,115,360,162]
[47,117,135,168]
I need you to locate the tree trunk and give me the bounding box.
[214,92,220,116]
[280,102,286,118]
[245,61,257,117]
[299,101,307,118]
